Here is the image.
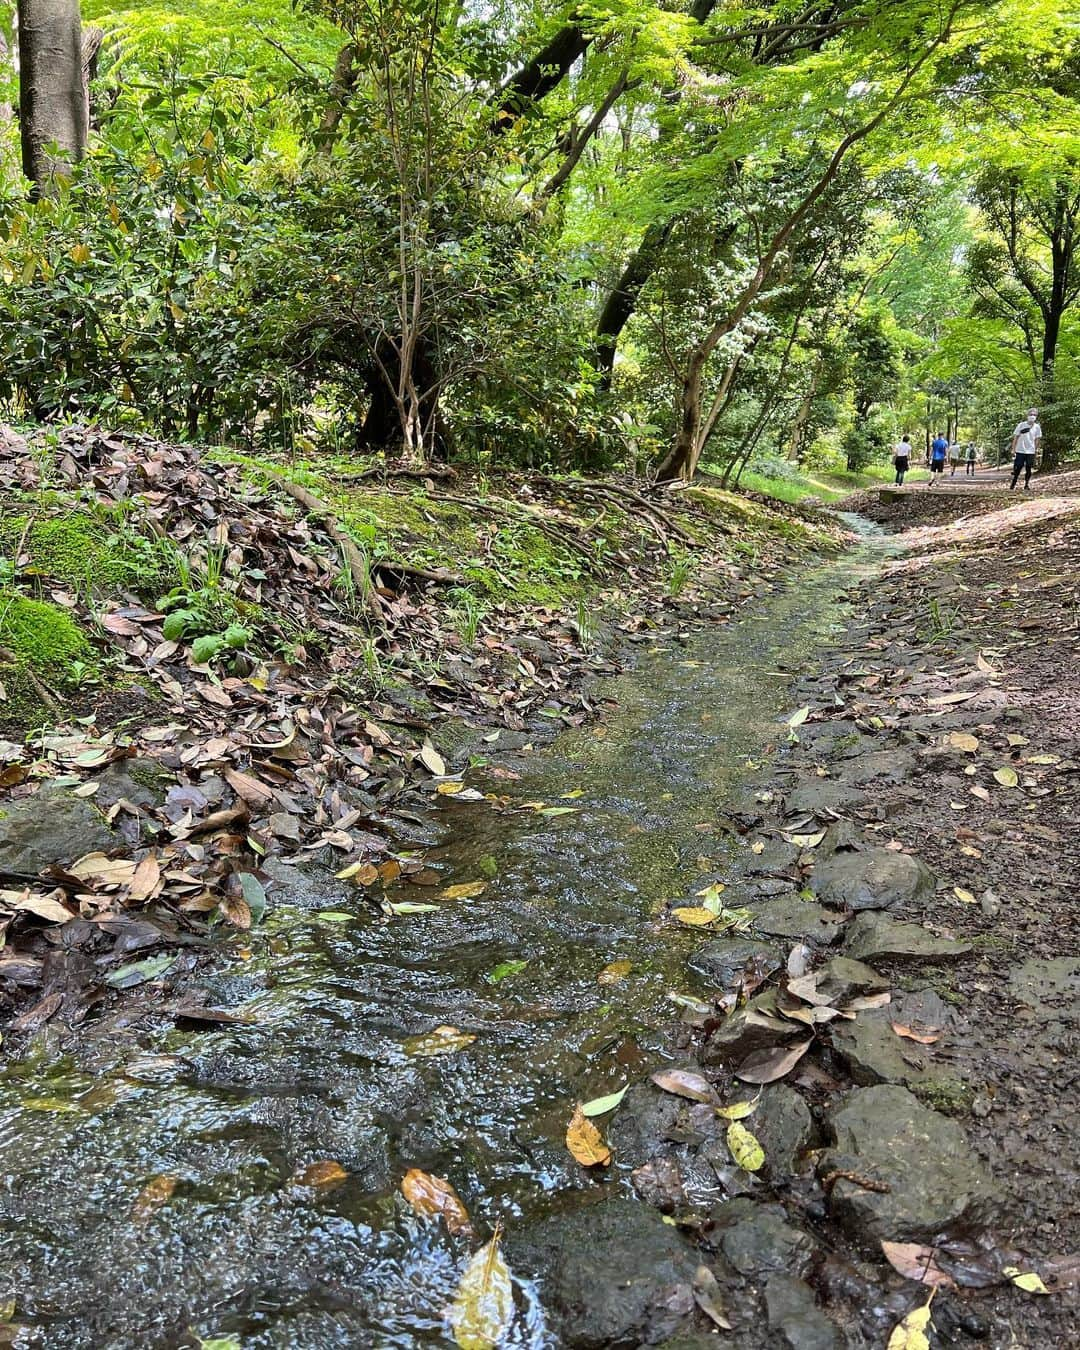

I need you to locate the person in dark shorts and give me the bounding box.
[928,432,948,485]
[1010,409,1042,490]
[893,433,913,485]
[965,442,977,476]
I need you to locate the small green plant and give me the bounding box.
[573,597,594,648]
[920,596,959,642]
[450,589,486,645]
[667,551,692,597]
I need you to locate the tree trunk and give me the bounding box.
[17,0,88,192]
[593,219,675,388]
[654,350,706,482]
[1040,306,1064,470]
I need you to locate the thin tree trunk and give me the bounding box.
[17,0,87,192]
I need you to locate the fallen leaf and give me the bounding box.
[928,691,976,707]
[580,1085,629,1117]
[692,1264,732,1330]
[419,743,447,776]
[993,766,1019,788]
[751,840,766,855]
[387,901,440,915]
[715,1097,759,1120]
[881,1241,955,1289]
[485,959,528,984]
[671,906,718,926]
[970,785,991,803]
[891,1022,942,1046]
[404,1026,476,1058]
[886,1295,934,1350]
[218,894,252,930]
[437,781,466,795]
[598,960,632,985]
[0,889,74,924]
[947,732,979,753]
[726,1120,765,1172]
[650,1068,718,1103]
[1006,733,1029,747]
[440,881,487,901]
[450,1230,514,1350]
[401,1168,474,1236]
[953,887,976,905]
[132,1174,176,1221]
[105,953,176,989]
[787,706,810,727]
[1003,1266,1050,1295]
[1026,754,1060,766]
[735,1037,813,1084]
[294,1160,348,1189]
[786,829,827,849]
[127,854,162,904]
[566,1105,612,1166]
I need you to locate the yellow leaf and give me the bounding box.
[131,1174,176,1220]
[716,1097,759,1120]
[947,732,979,753]
[1026,754,1059,766]
[201,128,216,150]
[953,888,976,905]
[336,860,379,884]
[401,1168,474,1237]
[561,789,585,799]
[70,243,91,264]
[726,1121,765,1172]
[598,960,632,985]
[293,1160,348,1189]
[751,840,765,855]
[437,781,465,795]
[450,1231,514,1350]
[887,1296,934,1350]
[993,766,1019,788]
[566,1105,612,1167]
[404,1026,476,1058]
[787,706,810,727]
[672,907,718,926]
[440,881,487,901]
[1003,1266,1050,1295]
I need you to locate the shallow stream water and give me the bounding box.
[0,519,893,1349]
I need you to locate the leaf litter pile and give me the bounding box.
[0,424,835,1036]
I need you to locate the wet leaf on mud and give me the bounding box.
[315,911,354,922]
[105,953,176,989]
[692,1264,732,1330]
[437,781,466,795]
[671,906,718,926]
[336,860,379,884]
[928,691,976,707]
[993,766,1019,788]
[561,789,585,799]
[1006,733,1029,747]
[881,1242,956,1289]
[891,1022,942,1045]
[566,1105,612,1166]
[196,1338,242,1350]
[947,732,979,753]
[440,882,488,901]
[970,785,990,802]
[1003,1266,1050,1295]
[726,1120,765,1172]
[132,1174,176,1221]
[293,1160,348,1190]
[0,889,74,924]
[787,706,810,727]
[715,1097,759,1120]
[419,743,447,776]
[786,828,827,849]
[450,1229,514,1350]
[387,902,440,915]
[650,1069,718,1103]
[486,959,528,984]
[217,894,252,930]
[952,888,976,905]
[404,1026,476,1058]
[580,1085,628,1117]
[886,1295,934,1350]
[598,960,632,985]
[735,1037,812,1084]
[1026,754,1060,765]
[696,883,726,913]
[751,840,766,854]
[538,805,580,817]
[401,1168,474,1237]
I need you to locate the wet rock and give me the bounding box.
[822,1085,995,1243]
[607,1084,687,1170]
[94,757,172,809]
[803,956,889,1003]
[816,820,864,857]
[828,1009,950,1090]
[751,897,845,945]
[786,780,867,816]
[746,838,800,874]
[701,989,810,1067]
[844,913,971,963]
[687,937,780,988]
[0,783,119,873]
[810,849,935,913]
[710,1198,817,1278]
[765,1274,841,1350]
[755,1084,815,1178]
[506,1194,697,1347]
[632,1156,686,1212]
[836,750,915,787]
[1007,957,1080,1018]
[262,856,347,910]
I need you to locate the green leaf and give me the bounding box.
[191,633,226,665]
[485,959,528,984]
[580,1084,629,1117]
[105,953,176,989]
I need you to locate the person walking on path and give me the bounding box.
[893,433,913,485]
[1009,408,1042,490]
[965,442,977,476]
[948,439,962,476]
[929,432,948,485]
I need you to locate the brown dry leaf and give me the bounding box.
[127,854,162,904]
[735,1037,813,1084]
[224,767,274,805]
[692,1264,732,1330]
[598,960,633,985]
[400,1168,474,1236]
[218,894,252,929]
[891,1022,942,1046]
[881,1242,955,1289]
[566,1105,612,1167]
[0,888,74,924]
[132,1174,176,1221]
[928,691,976,707]
[650,1068,718,1103]
[419,743,447,776]
[336,860,379,885]
[440,881,487,901]
[293,1160,348,1189]
[68,853,138,888]
[970,785,991,803]
[947,732,979,753]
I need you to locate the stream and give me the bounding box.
[0,519,894,1349]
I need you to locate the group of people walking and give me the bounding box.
[891,408,1043,490]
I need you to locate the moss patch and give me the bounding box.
[0,594,89,665]
[0,508,166,595]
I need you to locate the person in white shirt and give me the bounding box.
[893,433,913,485]
[1010,409,1042,490]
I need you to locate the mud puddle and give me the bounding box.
[0,521,893,1348]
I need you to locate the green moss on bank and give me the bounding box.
[0,506,167,595]
[0,594,89,665]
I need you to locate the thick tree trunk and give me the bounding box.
[654,350,707,482]
[593,219,675,388]
[17,0,88,192]
[358,338,449,462]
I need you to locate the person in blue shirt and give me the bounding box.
[928,432,948,486]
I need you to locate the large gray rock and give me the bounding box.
[0,783,118,873]
[687,938,780,988]
[702,990,810,1067]
[506,1195,696,1347]
[765,1274,841,1350]
[844,912,971,963]
[828,1008,951,1091]
[786,780,867,815]
[754,1085,815,1179]
[752,897,845,944]
[711,1199,817,1278]
[821,1085,995,1243]
[836,750,915,787]
[810,849,935,913]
